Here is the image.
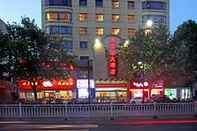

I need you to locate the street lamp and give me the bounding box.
[145,20,153,35]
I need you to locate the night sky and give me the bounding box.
[0,0,197,32]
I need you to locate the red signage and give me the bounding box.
[108,37,117,77]
[17,78,75,91]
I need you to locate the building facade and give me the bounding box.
[0,19,7,33]
[41,0,169,80]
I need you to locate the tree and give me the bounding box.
[119,25,177,85]
[172,20,197,85]
[0,17,48,82]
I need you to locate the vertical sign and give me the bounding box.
[108,37,117,77]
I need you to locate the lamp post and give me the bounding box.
[87,38,103,103]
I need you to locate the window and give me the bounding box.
[47,26,72,35]
[96,27,104,36]
[142,1,167,10]
[142,15,167,25]
[46,12,71,23]
[80,27,88,35]
[45,0,72,7]
[96,14,104,22]
[80,41,88,49]
[112,14,120,22]
[128,15,136,22]
[96,0,103,8]
[79,13,88,22]
[80,56,89,60]
[128,28,136,37]
[112,28,120,35]
[46,12,58,22]
[128,1,135,9]
[79,0,87,7]
[112,0,120,8]
[62,40,73,50]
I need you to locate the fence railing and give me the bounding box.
[0,103,196,120]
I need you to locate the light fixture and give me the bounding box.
[123,40,129,47]
[43,80,53,87]
[94,38,102,50]
[146,20,153,28]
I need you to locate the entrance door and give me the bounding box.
[143,89,149,102]
[44,91,55,103]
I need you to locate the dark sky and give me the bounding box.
[0,0,197,32]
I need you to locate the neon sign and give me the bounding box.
[131,81,149,88]
[108,37,117,77]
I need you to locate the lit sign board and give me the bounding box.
[131,81,149,88]
[77,79,95,89]
[108,37,117,77]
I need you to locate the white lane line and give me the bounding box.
[0,121,28,124]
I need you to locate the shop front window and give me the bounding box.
[165,89,177,100]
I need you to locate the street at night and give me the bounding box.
[0,120,197,131]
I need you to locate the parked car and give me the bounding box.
[130,97,143,104]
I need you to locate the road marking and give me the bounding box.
[113,120,197,125]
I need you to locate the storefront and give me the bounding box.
[129,81,164,103]
[76,79,95,101]
[18,79,76,103]
[95,80,128,103]
[165,87,192,100]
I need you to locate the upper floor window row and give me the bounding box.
[142,15,167,25]
[45,0,72,7]
[47,26,72,35]
[46,12,72,23]
[142,1,167,10]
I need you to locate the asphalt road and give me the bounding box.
[0,120,197,131]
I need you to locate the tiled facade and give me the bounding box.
[41,0,169,80]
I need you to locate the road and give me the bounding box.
[0,119,197,131]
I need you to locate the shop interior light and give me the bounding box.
[43,80,53,87]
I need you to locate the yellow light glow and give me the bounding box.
[94,38,102,50]
[123,40,129,47]
[146,20,153,28]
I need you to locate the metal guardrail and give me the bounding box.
[0,103,196,120]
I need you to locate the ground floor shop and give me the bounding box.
[95,80,128,102]
[165,87,192,100]
[17,79,76,103]
[19,90,74,103]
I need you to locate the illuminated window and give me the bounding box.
[46,12,58,22]
[112,14,120,22]
[80,27,88,35]
[128,1,135,9]
[128,28,136,37]
[112,28,120,35]
[96,14,104,22]
[79,13,88,22]
[59,12,71,23]
[96,27,104,36]
[128,15,136,22]
[46,12,71,23]
[112,0,120,8]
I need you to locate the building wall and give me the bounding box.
[0,19,7,33]
[41,0,169,80]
